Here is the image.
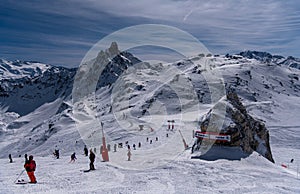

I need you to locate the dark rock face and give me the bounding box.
[197,91,275,163]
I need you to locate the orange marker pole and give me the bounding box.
[101,122,109,162]
[179,130,189,150]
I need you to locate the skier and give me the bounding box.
[54,149,59,159]
[107,144,111,152]
[166,133,169,138]
[89,149,95,170]
[133,144,136,150]
[127,145,130,150]
[24,155,37,183]
[9,154,13,163]
[138,142,141,148]
[94,147,96,153]
[24,154,28,163]
[118,143,123,148]
[171,120,175,130]
[70,152,77,163]
[114,144,117,152]
[155,137,158,141]
[150,140,152,144]
[84,145,88,156]
[127,149,132,161]
[146,137,149,142]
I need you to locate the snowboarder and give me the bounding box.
[127,149,131,161]
[84,145,88,156]
[9,154,13,163]
[114,144,117,152]
[133,144,136,150]
[24,155,37,183]
[89,149,95,170]
[138,142,141,148]
[70,152,77,163]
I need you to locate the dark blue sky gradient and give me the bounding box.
[1,0,300,67]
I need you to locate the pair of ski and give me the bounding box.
[15,179,37,184]
[80,169,96,173]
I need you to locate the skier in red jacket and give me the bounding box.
[24,155,37,183]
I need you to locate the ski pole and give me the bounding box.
[14,169,25,183]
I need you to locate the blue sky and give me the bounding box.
[1,0,300,67]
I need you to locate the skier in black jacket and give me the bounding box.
[89,149,95,170]
[84,146,88,156]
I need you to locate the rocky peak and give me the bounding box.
[197,90,275,163]
[108,41,119,56]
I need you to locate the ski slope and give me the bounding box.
[0,51,300,193]
[0,151,299,193]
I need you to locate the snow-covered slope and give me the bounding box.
[0,47,300,193]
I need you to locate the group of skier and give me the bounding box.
[10,132,168,183]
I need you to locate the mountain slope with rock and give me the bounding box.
[194,90,274,163]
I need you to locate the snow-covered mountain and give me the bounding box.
[0,45,299,193]
[238,50,300,69]
[0,59,76,115]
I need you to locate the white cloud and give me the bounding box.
[1,0,300,66]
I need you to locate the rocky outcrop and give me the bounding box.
[197,90,275,163]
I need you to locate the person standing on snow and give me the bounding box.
[9,154,13,163]
[89,149,95,170]
[24,155,37,183]
[127,149,132,161]
[114,144,117,152]
[54,149,59,159]
[70,152,77,163]
[84,145,88,156]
